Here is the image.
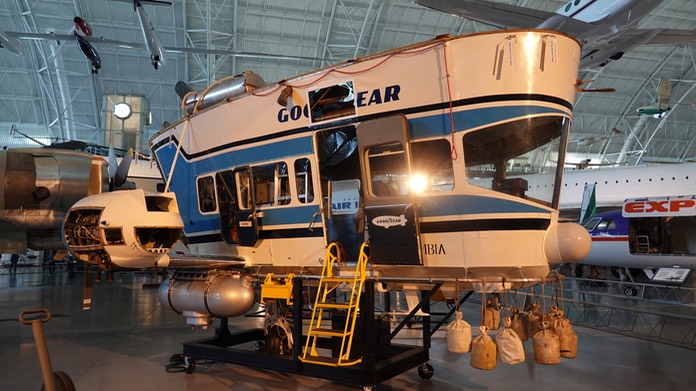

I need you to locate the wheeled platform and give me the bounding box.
[178,278,453,388]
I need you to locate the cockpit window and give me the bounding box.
[582,216,601,231]
[463,115,569,207]
[596,219,616,230]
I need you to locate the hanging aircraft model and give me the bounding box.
[0,0,169,71]
[415,0,696,70]
[113,0,169,70]
[637,77,672,118]
[0,31,23,56]
[62,30,590,384]
[73,31,101,74]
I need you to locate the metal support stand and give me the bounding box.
[179,277,432,388]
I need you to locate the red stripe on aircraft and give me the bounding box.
[591,236,628,242]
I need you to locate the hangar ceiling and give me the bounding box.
[1,0,696,166]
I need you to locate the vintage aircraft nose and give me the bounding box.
[63,189,184,269]
[544,222,592,264]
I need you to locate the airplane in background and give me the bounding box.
[523,162,696,214]
[503,161,695,286]
[0,0,170,71]
[0,145,162,254]
[580,195,696,291]
[415,0,696,70]
[637,77,672,118]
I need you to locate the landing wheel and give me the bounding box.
[418,363,434,380]
[265,325,291,356]
[183,356,196,374]
[40,371,75,391]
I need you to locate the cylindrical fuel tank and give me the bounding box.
[184,70,265,114]
[158,271,256,328]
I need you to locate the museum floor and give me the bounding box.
[1,265,695,391]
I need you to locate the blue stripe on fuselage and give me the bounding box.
[257,205,319,225]
[157,136,314,176]
[409,105,565,139]
[419,194,551,217]
[156,105,563,233]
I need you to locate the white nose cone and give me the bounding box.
[544,222,592,264]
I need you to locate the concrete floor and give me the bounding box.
[1,266,695,390]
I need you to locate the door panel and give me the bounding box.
[357,115,421,265]
[233,166,259,246]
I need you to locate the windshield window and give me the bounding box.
[463,115,569,207]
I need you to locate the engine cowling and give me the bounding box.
[62,189,183,269]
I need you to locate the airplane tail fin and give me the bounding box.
[657,77,672,107]
[579,183,596,224]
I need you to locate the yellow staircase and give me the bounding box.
[300,242,369,367]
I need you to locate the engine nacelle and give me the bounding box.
[63,189,183,269]
[0,149,108,225]
[158,271,257,328]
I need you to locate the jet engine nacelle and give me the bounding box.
[158,271,257,328]
[63,189,183,269]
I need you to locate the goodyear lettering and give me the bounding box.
[356,85,401,107]
[278,84,401,123]
[422,243,446,255]
[372,214,407,229]
[277,104,310,122]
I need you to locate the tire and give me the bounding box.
[41,371,76,391]
[265,325,291,356]
[184,356,196,374]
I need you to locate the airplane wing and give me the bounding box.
[414,0,593,37]
[644,29,696,45]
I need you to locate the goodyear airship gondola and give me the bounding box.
[63,30,590,387]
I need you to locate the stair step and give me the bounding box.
[310,327,352,337]
[315,302,354,309]
[299,354,362,367]
[321,277,359,284]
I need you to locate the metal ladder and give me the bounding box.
[300,242,369,367]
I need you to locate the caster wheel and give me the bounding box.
[418,363,434,380]
[184,356,196,374]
